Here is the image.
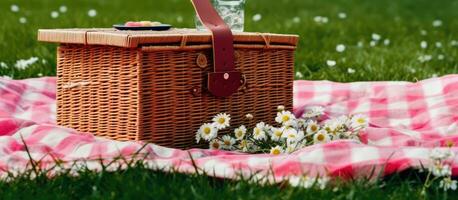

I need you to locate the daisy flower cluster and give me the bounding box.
[288,174,330,190]
[195,106,369,154]
[424,147,457,191]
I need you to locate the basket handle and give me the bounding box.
[190,0,242,97]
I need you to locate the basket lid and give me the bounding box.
[38,28,298,48]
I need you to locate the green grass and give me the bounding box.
[1,0,458,199]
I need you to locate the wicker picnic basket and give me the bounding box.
[37,0,298,149]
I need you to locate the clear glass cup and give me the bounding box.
[195,0,246,32]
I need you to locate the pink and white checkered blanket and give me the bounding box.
[1,75,458,180]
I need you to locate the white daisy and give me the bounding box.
[432,19,443,27]
[288,175,315,188]
[0,62,7,68]
[295,71,304,78]
[383,39,390,46]
[350,114,369,129]
[51,11,59,19]
[11,5,19,12]
[317,176,330,190]
[221,135,236,150]
[212,113,231,130]
[451,40,458,47]
[292,17,301,23]
[338,12,347,19]
[59,5,68,13]
[253,126,267,141]
[326,60,336,67]
[420,41,428,49]
[277,105,285,111]
[270,127,285,141]
[418,55,432,63]
[369,40,377,47]
[270,145,284,155]
[372,33,381,41]
[197,123,217,141]
[436,42,443,48]
[302,106,325,118]
[440,178,457,191]
[88,9,97,17]
[357,41,364,48]
[438,54,445,60]
[19,17,27,24]
[234,125,247,140]
[430,148,455,161]
[238,139,253,152]
[313,130,330,144]
[336,44,346,53]
[209,139,222,150]
[347,68,356,74]
[282,128,300,143]
[306,121,320,135]
[275,111,295,126]
[252,14,262,22]
[431,163,452,177]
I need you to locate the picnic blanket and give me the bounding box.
[1,75,458,180]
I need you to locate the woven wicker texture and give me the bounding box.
[44,28,297,149]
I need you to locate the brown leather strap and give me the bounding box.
[191,0,241,97]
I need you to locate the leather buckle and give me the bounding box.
[207,71,242,97]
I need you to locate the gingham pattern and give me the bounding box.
[1,76,458,180]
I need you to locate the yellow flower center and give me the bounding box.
[218,118,226,124]
[203,127,211,135]
[240,140,247,147]
[211,142,220,149]
[274,131,282,137]
[288,134,296,139]
[254,128,261,135]
[224,140,231,146]
[317,134,325,141]
[236,130,243,137]
[282,115,290,122]
[357,118,366,124]
[310,125,318,132]
[272,148,281,155]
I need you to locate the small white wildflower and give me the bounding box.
[51,11,59,19]
[383,39,390,46]
[88,9,97,17]
[19,17,27,24]
[338,12,347,19]
[432,19,443,27]
[59,5,67,13]
[347,68,356,74]
[238,139,252,152]
[212,113,231,130]
[420,41,428,49]
[275,111,296,126]
[282,128,300,143]
[302,106,325,118]
[440,178,457,191]
[245,113,254,120]
[270,127,285,141]
[197,123,218,141]
[430,148,455,161]
[11,5,19,12]
[42,59,47,64]
[289,175,315,188]
[420,30,428,36]
[221,135,236,150]
[326,60,336,67]
[252,14,262,22]
[336,44,346,53]
[451,40,458,46]
[351,114,369,129]
[313,16,328,24]
[438,54,445,60]
[0,62,7,68]
[295,71,304,78]
[357,41,364,48]
[317,176,330,190]
[313,130,331,144]
[431,163,452,177]
[372,33,381,41]
[435,42,443,48]
[209,139,222,150]
[270,145,284,155]
[306,121,320,135]
[37,73,43,77]
[369,40,377,47]
[234,125,247,140]
[277,105,285,111]
[418,55,432,63]
[253,122,267,140]
[431,73,438,78]
[292,17,300,23]
[1,76,12,80]
[176,16,183,23]
[14,57,39,70]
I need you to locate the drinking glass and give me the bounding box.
[195,0,246,32]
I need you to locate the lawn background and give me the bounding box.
[1,0,458,199]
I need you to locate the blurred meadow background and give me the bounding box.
[1,0,458,199]
[0,0,457,81]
